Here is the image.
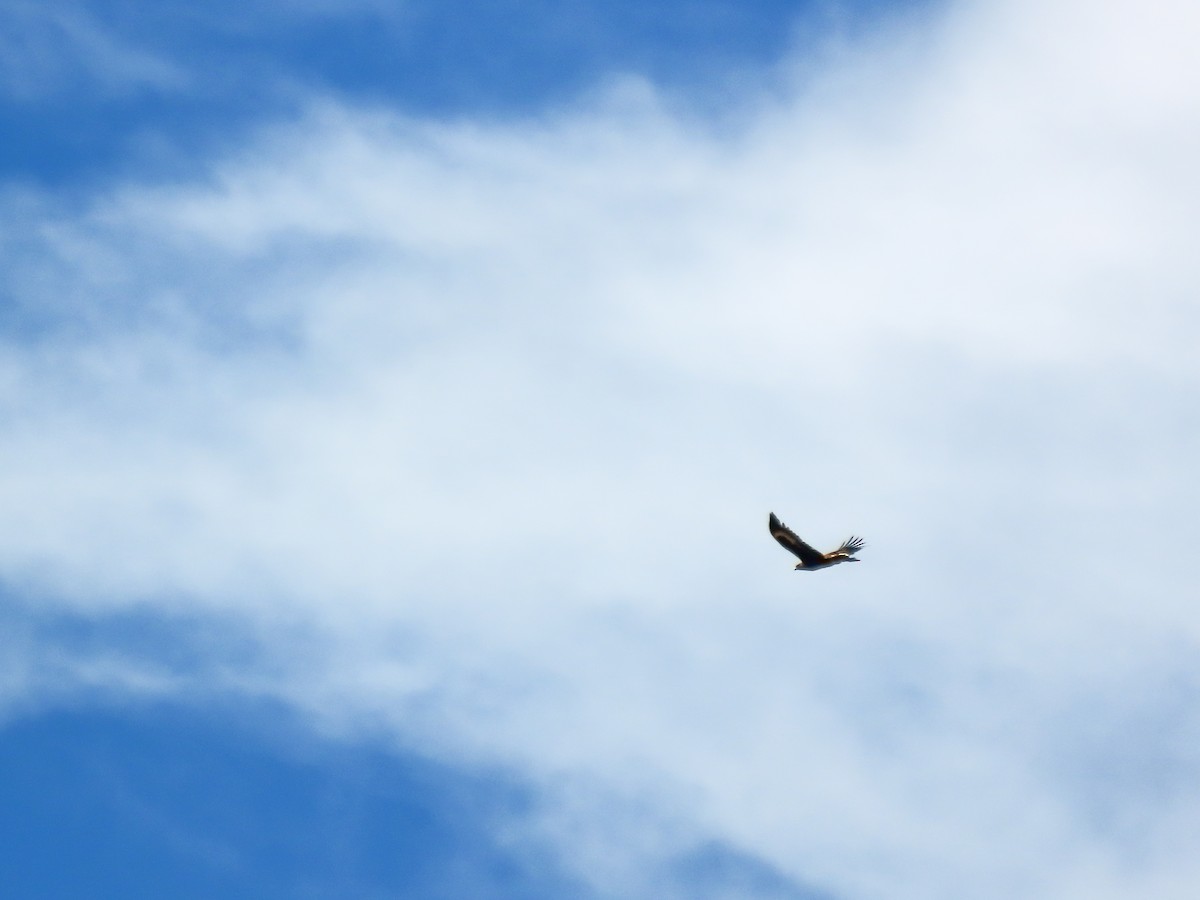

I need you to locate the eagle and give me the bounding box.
[769,512,864,571]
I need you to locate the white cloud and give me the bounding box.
[2,0,1200,897]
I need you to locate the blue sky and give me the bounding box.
[3,1,1200,898]
[2,0,896,188]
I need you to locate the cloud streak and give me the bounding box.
[0,1,186,100]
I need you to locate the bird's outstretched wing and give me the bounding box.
[769,512,825,566]
[835,536,865,556]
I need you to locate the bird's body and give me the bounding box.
[769,512,864,571]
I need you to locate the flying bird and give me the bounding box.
[769,512,864,571]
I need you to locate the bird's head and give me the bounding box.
[794,562,807,571]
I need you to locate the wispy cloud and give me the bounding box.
[0,1,186,100]
[2,0,1199,896]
